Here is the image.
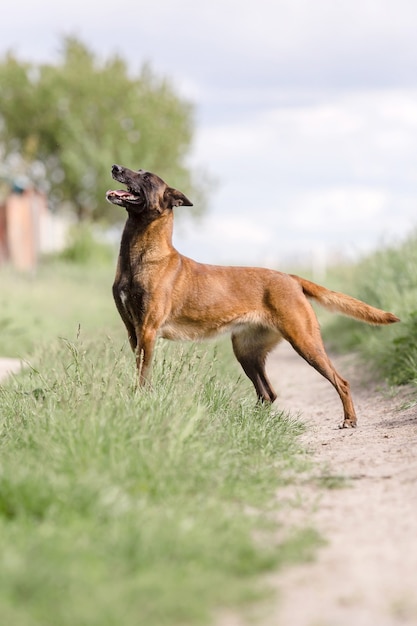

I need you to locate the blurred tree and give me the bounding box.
[0,37,206,221]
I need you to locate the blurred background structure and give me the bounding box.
[0,182,67,270]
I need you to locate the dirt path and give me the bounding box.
[261,342,417,626]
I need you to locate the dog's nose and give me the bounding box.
[112,164,122,175]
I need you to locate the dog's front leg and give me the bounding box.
[135,328,157,387]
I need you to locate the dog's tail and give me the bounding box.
[290,274,400,325]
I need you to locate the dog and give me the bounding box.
[106,164,399,428]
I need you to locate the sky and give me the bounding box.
[1,0,417,270]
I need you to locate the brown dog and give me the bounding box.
[106,164,399,428]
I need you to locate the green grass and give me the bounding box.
[0,337,318,626]
[0,258,320,626]
[323,230,417,386]
[0,259,120,357]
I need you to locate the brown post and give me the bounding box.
[4,188,47,271]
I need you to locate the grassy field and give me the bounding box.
[0,260,119,357]
[323,230,417,387]
[0,256,320,626]
[3,226,413,625]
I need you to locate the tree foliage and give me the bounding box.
[0,37,204,221]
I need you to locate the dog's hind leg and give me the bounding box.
[231,327,282,403]
[279,300,357,428]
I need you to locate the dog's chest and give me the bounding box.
[115,284,130,313]
[118,288,129,309]
[114,280,145,317]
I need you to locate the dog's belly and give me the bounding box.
[159,320,229,341]
[159,312,268,342]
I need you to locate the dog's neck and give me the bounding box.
[120,212,175,264]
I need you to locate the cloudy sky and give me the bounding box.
[1,0,417,269]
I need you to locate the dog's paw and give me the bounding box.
[339,419,357,429]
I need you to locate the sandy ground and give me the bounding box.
[258,342,417,626]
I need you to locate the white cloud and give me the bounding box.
[184,87,417,263]
[286,187,387,231]
[3,0,417,90]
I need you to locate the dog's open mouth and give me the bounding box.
[106,189,142,205]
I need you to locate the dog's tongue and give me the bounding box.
[107,189,131,197]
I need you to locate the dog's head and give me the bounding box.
[106,164,193,218]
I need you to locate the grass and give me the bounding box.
[0,257,320,626]
[0,259,119,357]
[3,224,415,624]
[323,229,417,386]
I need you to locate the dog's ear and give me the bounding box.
[164,187,193,209]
